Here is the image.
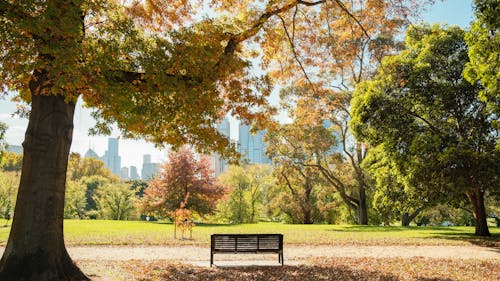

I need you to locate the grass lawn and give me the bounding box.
[0,220,498,247]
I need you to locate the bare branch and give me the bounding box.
[332,0,371,39]
[278,14,317,95]
[292,5,298,42]
[297,0,327,6]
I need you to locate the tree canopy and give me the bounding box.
[140,146,225,217]
[0,151,22,173]
[217,164,273,223]
[465,0,500,131]
[350,24,500,236]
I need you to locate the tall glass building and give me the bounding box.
[238,123,272,164]
[211,117,230,176]
[103,137,121,176]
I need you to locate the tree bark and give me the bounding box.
[466,186,490,237]
[0,93,89,280]
[357,184,368,225]
[401,207,424,227]
[303,207,313,224]
[401,212,410,227]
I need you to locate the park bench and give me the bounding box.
[210,234,284,267]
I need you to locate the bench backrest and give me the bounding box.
[211,234,283,252]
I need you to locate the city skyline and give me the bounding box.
[84,138,160,180]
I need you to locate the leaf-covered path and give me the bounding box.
[52,245,500,264]
[2,246,497,280]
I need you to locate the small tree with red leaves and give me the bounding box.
[140,146,225,220]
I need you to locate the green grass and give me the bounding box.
[0,219,498,247]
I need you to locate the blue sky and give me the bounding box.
[0,0,474,170]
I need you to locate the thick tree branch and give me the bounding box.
[303,161,359,209]
[105,70,202,92]
[394,101,448,138]
[219,0,326,61]
[281,171,298,197]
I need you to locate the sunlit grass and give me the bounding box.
[0,219,498,247]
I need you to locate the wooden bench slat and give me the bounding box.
[210,234,283,267]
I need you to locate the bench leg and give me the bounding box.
[280,252,284,266]
[210,252,213,267]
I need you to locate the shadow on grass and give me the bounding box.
[148,221,232,228]
[426,232,500,247]
[328,225,500,246]
[326,225,459,232]
[135,264,455,281]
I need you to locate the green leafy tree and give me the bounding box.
[64,180,87,219]
[278,87,373,224]
[217,165,250,223]
[80,175,116,216]
[266,123,332,224]
[465,0,500,132]
[268,164,326,224]
[128,180,149,197]
[0,172,19,220]
[217,164,273,223]
[67,153,114,181]
[0,152,23,173]
[363,145,441,226]
[245,164,273,223]
[66,154,118,217]
[94,182,137,220]
[351,25,500,236]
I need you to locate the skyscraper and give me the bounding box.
[84,147,99,159]
[103,138,121,176]
[238,123,271,164]
[142,154,160,180]
[129,166,139,180]
[120,167,129,180]
[211,117,230,176]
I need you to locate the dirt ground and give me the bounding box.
[1,245,498,264]
[62,245,499,265]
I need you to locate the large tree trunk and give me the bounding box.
[303,207,313,224]
[0,93,89,280]
[357,184,368,225]
[466,186,490,237]
[401,207,425,227]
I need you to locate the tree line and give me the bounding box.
[1,142,496,229]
